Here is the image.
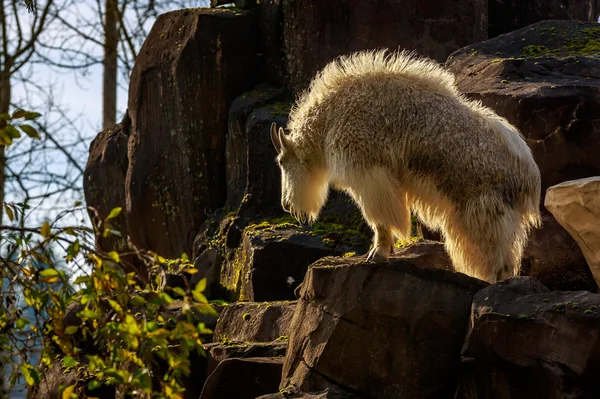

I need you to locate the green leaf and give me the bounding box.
[24,111,42,120]
[145,320,159,332]
[103,368,126,384]
[106,207,122,220]
[4,204,14,221]
[132,368,152,392]
[20,124,41,139]
[107,299,123,313]
[39,268,60,278]
[73,200,82,207]
[0,112,10,120]
[16,318,30,330]
[0,129,13,145]
[64,326,78,335]
[77,309,98,320]
[87,380,101,391]
[130,295,146,306]
[172,287,186,297]
[12,109,27,119]
[40,221,51,238]
[62,356,77,368]
[192,291,208,304]
[194,278,207,293]
[21,363,40,386]
[5,124,21,139]
[73,276,91,285]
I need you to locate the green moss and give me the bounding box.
[522,26,600,58]
[563,27,600,56]
[266,101,292,117]
[311,220,369,248]
[522,45,559,57]
[394,236,421,249]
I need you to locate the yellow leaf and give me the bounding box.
[4,204,14,221]
[106,207,122,220]
[182,268,198,275]
[108,251,120,263]
[62,384,76,399]
[40,221,51,238]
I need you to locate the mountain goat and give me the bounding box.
[270,50,541,283]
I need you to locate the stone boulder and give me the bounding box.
[281,255,488,398]
[283,0,487,93]
[394,239,453,272]
[126,8,259,258]
[545,177,600,289]
[446,20,600,291]
[205,341,287,377]
[213,301,296,343]
[489,0,600,37]
[520,211,596,292]
[83,113,130,254]
[199,357,283,399]
[458,277,600,398]
[225,85,288,216]
[221,222,334,301]
[257,386,363,399]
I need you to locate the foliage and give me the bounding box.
[1,203,215,398]
[0,110,42,146]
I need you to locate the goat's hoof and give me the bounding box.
[366,247,390,262]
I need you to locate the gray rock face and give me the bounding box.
[458,277,600,398]
[199,357,283,399]
[213,300,296,343]
[281,256,488,398]
[126,8,259,258]
[283,0,487,93]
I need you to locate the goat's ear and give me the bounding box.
[270,123,282,154]
[278,127,291,153]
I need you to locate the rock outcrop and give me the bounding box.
[200,357,283,399]
[280,256,488,398]
[213,301,296,343]
[220,222,335,301]
[76,3,600,399]
[521,211,597,292]
[283,0,487,93]
[126,8,260,258]
[489,0,600,37]
[83,114,130,253]
[225,85,288,217]
[458,277,600,398]
[545,177,600,289]
[446,19,600,291]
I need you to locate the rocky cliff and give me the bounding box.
[71,1,600,398]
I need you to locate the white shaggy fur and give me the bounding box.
[270,50,542,283]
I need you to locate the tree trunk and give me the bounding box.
[103,0,118,130]
[0,71,11,226]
